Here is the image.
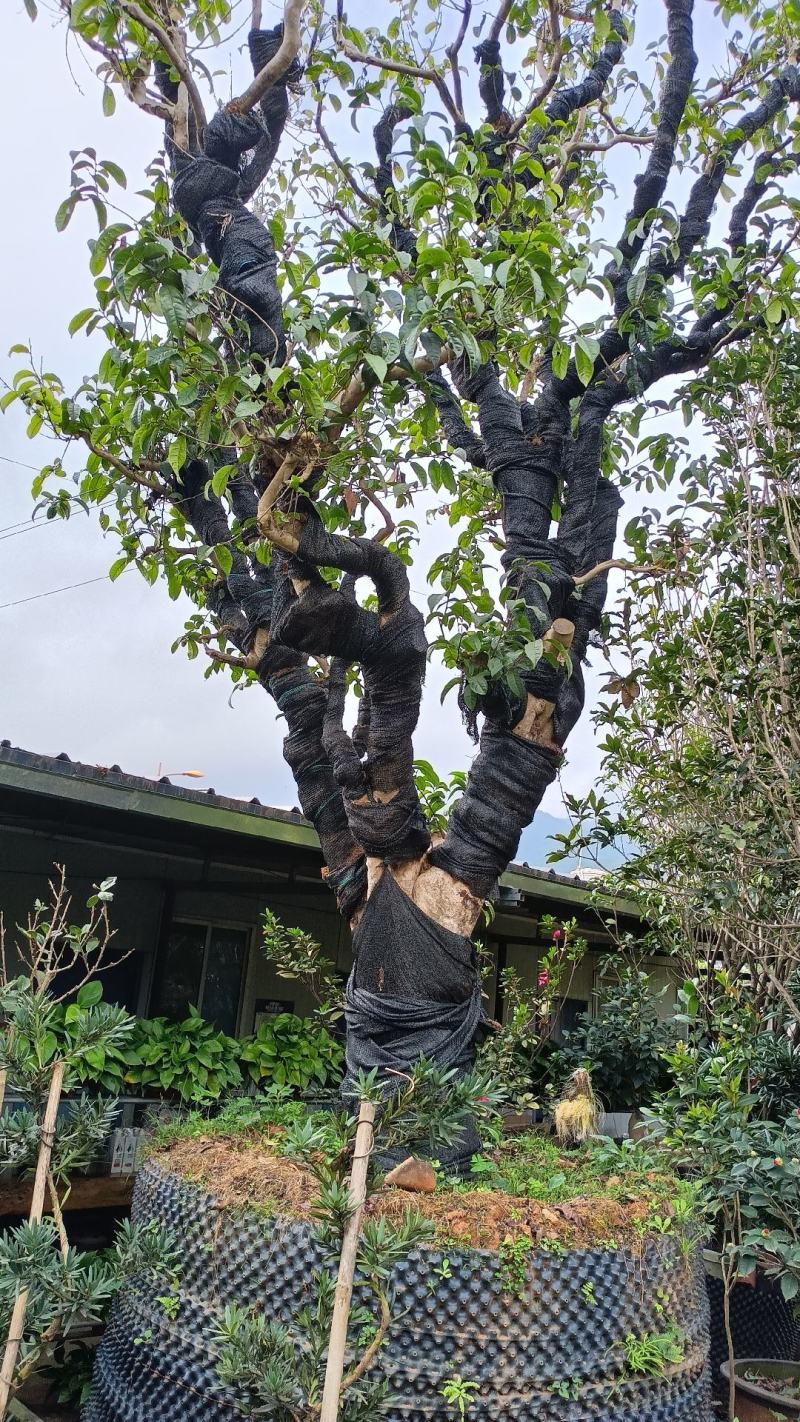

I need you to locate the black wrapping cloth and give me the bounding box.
[345,872,486,1078]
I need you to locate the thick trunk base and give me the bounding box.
[344,865,488,1171]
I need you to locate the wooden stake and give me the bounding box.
[319,1099,377,1422]
[0,1060,65,1420]
[0,1071,7,1116]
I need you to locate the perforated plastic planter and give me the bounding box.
[85,1159,711,1422]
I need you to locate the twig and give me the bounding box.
[333,345,452,421]
[508,0,563,137]
[445,0,471,118]
[121,1,207,139]
[315,103,375,207]
[337,33,461,125]
[84,438,168,496]
[229,0,307,114]
[569,131,655,154]
[47,1171,70,1261]
[358,480,395,543]
[251,0,263,28]
[339,1287,391,1394]
[572,557,668,589]
[762,964,800,1030]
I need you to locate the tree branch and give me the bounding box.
[488,0,513,44]
[445,0,472,117]
[337,31,461,124]
[573,557,668,588]
[606,0,697,313]
[229,0,308,114]
[121,1,207,141]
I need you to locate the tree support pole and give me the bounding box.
[0,1060,65,1420]
[319,1099,377,1422]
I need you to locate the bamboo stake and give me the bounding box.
[0,1071,7,1115]
[319,1099,377,1422]
[0,1060,65,1420]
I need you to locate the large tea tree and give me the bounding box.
[9,0,800,1092]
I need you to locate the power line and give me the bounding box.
[0,574,118,612]
[0,503,116,542]
[0,519,65,543]
[0,453,47,475]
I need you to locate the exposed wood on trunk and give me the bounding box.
[362,858,483,939]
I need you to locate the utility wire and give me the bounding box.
[0,453,45,474]
[0,574,119,612]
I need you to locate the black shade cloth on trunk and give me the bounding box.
[345,871,486,1079]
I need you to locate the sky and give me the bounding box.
[0,0,727,862]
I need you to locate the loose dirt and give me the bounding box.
[154,1134,662,1251]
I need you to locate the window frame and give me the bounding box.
[149,915,253,1036]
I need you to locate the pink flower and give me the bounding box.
[538,971,550,988]
[552,928,562,940]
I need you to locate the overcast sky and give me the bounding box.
[0,1,723,853]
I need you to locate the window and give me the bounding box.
[150,920,250,1036]
[556,997,588,1039]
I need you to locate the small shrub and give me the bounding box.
[127,1008,242,1104]
[238,1014,343,1093]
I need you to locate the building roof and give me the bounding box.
[0,740,637,914]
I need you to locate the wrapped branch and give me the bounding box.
[264,508,430,865]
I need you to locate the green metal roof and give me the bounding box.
[0,742,638,916]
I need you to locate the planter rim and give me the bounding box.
[721,1357,800,1415]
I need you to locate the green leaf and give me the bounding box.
[364,353,388,382]
[109,557,129,582]
[216,545,233,576]
[166,435,187,475]
[348,270,369,298]
[575,340,595,387]
[77,980,103,1007]
[102,86,116,117]
[68,308,95,336]
[24,0,38,17]
[55,197,76,232]
[211,465,234,496]
[765,299,783,326]
[159,287,189,335]
[100,159,126,189]
[551,340,569,381]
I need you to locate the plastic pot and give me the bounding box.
[704,1253,800,1405]
[720,1358,800,1420]
[86,1158,711,1422]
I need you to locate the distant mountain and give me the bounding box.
[516,814,626,873]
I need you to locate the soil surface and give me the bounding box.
[153,1134,669,1251]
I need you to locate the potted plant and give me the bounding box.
[85,1080,711,1422]
[125,1009,243,1106]
[720,1360,800,1420]
[0,871,177,1417]
[238,1012,344,1096]
[644,1023,800,1407]
[550,964,674,1136]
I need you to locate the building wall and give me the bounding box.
[0,812,673,1036]
[0,824,166,1012]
